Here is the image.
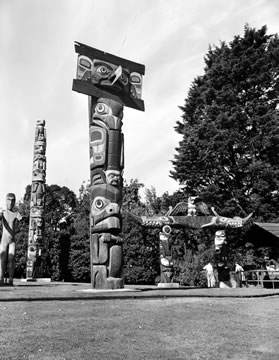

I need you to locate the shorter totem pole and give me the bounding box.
[159,226,174,284]
[26,120,47,280]
[131,199,252,287]
[72,42,145,289]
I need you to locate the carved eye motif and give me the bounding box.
[96,103,108,114]
[120,73,128,85]
[95,199,104,209]
[97,66,110,76]
[160,257,170,267]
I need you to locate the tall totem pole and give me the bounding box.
[72,42,145,289]
[26,120,47,280]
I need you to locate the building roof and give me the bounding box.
[254,222,279,239]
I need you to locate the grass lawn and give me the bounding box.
[0,296,279,360]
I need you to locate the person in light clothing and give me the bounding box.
[203,262,216,288]
[235,263,245,287]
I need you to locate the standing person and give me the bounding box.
[203,262,216,288]
[235,262,245,288]
[0,193,23,285]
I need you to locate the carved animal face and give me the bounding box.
[76,55,143,101]
[214,230,226,249]
[91,184,122,233]
[34,141,45,155]
[91,60,129,92]
[92,98,123,130]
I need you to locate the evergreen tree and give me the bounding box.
[171,25,279,221]
[68,185,91,282]
[44,185,77,280]
[14,199,29,278]
[122,179,160,284]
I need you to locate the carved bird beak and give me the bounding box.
[110,66,122,85]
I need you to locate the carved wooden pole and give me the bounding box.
[73,42,145,289]
[26,120,47,280]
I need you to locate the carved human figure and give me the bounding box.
[32,154,46,181]
[34,141,45,155]
[214,230,231,284]
[0,193,23,285]
[30,217,43,243]
[35,120,46,142]
[105,170,121,187]
[31,182,45,207]
[187,196,197,216]
[214,230,228,261]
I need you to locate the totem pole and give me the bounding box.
[159,226,175,285]
[26,120,47,280]
[72,42,145,289]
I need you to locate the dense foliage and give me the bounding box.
[171,25,279,221]
[122,180,160,284]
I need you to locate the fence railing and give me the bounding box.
[244,269,279,289]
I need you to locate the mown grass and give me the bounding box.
[0,296,279,360]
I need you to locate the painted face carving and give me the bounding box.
[33,155,46,181]
[74,43,145,111]
[105,170,121,186]
[31,182,45,206]
[6,194,15,211]
[92,98,123,130]
[34,141,45,155]
[214,230,226,251]
[91,60,129,94]
[35,120,46,142]
[130,72,142,99]
[76,55,143,102]
[77,55,93,81]
[91,184,122,233]
[89,126,107,168]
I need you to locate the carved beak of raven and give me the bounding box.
[110,66,122,85]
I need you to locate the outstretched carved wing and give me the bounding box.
[166,202,188,216]
[202,208,253,228]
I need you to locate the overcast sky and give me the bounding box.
[0,0,278,207]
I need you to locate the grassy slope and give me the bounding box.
[0,297,279,360]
